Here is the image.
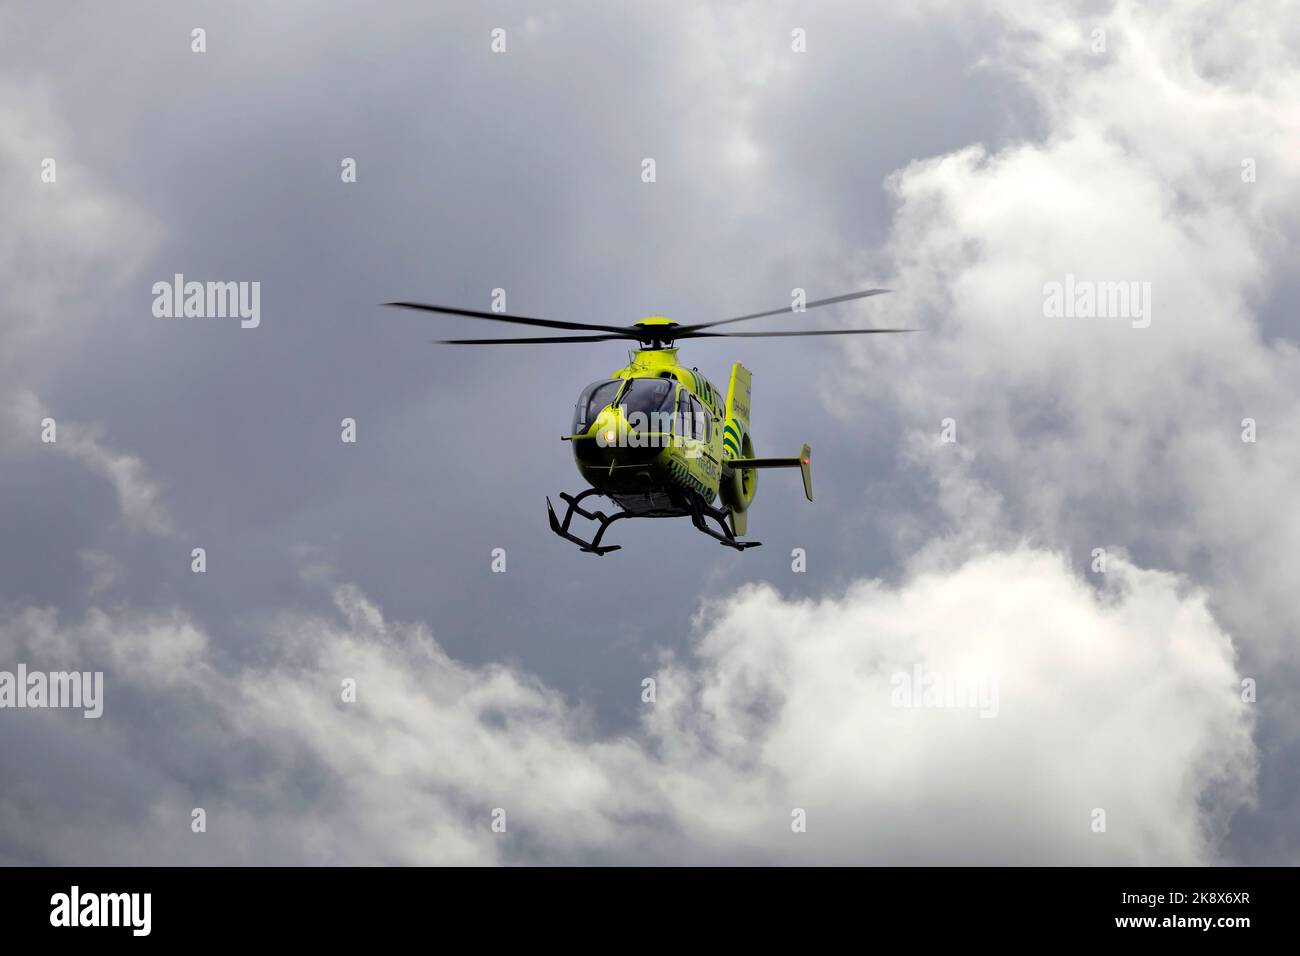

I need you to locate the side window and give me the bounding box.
[674,392,711,441]
[699,403,711,442]
[690,396,708,441]
[686,395,707,442]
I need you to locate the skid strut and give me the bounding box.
[686,494,762,551]
[545,489,761,554]
[546,489,629,555]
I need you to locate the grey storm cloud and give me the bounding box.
[0,0,1294,863]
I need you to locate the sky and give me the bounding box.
[0,0,1297,864]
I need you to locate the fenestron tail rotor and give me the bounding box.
[382,288,913,345]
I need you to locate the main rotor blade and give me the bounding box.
[676,288,891,334]
[677,327,916,339]
[436,333,631,345]
[387,301,635,336]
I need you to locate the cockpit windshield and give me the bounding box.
[571,377,676,435]
[572,380,622,434]
[616,378,675,420]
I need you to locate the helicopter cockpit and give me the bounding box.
[571,378,675,435]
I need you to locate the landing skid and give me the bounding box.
[546,488,761,555]
[545,489,629,556]
[685,493,762,551]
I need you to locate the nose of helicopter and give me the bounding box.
[572,402,666,469]
[592,404,627,447]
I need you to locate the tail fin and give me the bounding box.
[723,364,755,533]
[723,363,751,461]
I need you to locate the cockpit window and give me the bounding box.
[572,380,621,433]
[617,378,675,421]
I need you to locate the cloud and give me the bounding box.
[838,0,1300,664]
[0,74,161,372]
[4,390,173,535]
[0,550,1254,864]
[819,0,1300,860]
[76,550,122,598]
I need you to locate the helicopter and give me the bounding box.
[385,290,910,554]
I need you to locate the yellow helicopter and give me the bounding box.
[386,290,909,554]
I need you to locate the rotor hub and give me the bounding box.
[633,316,678,347]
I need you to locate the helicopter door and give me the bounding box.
[675,389,706,460]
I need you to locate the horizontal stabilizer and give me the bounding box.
[729,444,812,501]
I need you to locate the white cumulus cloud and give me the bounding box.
[0,549,1254,864]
